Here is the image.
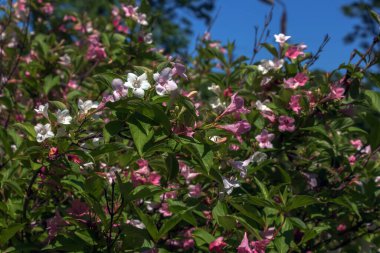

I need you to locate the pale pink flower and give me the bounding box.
[171,62,187,79]
[289,95,302,114]
[278,116,296,132]
[41,3,54,15]
[229,144,240,151]
[153,67,178,96]
[350,139,363,150]
[237,232,253,253]
[274,33,291,46]
[209,237,227,253]
[209,42,226,54]
[180,162,200,183]
[158,203,172,217]
[255,130,275,149]
[188,184,202,198]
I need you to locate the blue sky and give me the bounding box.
[189,0,363,70]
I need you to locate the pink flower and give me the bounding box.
[284,73,309,89]
[131,159,161,186]
[220,93,250,118]
[180,162,199,183]
[209,42,226,54]
[209,237,227,253]
[229,144,240,151]
[278,116,296,132]
[46,211,68,240]
[237,232,253,253]
[289,95,302,114]
[171,63,187,79]
[41,3,54,15]
[188,184,202,198]
[158,203,172,217]
[255,130,275,149]
[250,239,270,253]
[337,224,347,232]
[217,120,251,142]
[86,44,107,61]
[348,155,356,166]
[67,199,89,218]
[329,85,345,100]
[285,44,307,59]
[350,139,363,150]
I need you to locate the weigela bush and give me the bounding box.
[0,1,379,252]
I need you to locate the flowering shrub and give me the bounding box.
[0,1,380,252]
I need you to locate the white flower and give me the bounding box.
[56,109,72,125]
[78,99,98,114]
[274,33,291,45]
[34,123,54,142]
[255,100,272,112]
[34,103,49,118]
[208,84,221,94]
[257,59,284,74]
[144,33,153,44]
[124,73,151,98]
[11,144,17,152]
[153,68,178,96]
[222,177,240,195]
[230,152,267,178]
[126,219,146,229]
[58,54,71,66]
[209,97,225,113]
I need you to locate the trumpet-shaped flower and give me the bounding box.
[153,68,178,96]
[278,116,296,132]
[274,33,291,46]
[56,109,72,125]
[124,73,151,98]
[34,123,54,142]
[34,103,49,119]
[255,130,275,149]
[78,99,98,114]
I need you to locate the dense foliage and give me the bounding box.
[0,1,379,252]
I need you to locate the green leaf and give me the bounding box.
[128,113,154,156]
[285,195,319,211]
[370,10,380,25]
[165,154,179,181]
[49,101,67,110]
[158,215,182,237]
[43,75,60,95]
[105,120,124,136]
[75,230,97,245]
[254,177,270,199]
[192,228,215,246]
[133,205,159,242]
[0,223,25,245]
[365,90,380,111]
[14,123,36,139]
[125,185,162,202]
[261,43,278,57]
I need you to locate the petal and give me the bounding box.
[137,73,147,82]
[124,81,133,89]
[127,73,137,83]
[140,80,151,90]
[133,88,145,98]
